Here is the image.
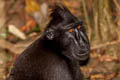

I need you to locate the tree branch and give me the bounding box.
[91,40,120,50]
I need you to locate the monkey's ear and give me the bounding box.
[45,29,55,40]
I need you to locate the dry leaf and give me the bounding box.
[8,25,26,40]
[99,55,117,62]
[25,0,40,13]
[20,18,36,32]
[91,74,104,79]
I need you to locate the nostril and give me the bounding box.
[79,46,90,54]
[80,45,88,50]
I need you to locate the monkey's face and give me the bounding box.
[61,22,90,61]
[45,21,90,61]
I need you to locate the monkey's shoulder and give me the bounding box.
[13,38,68,70]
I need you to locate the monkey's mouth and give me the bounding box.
[73,51,90,60]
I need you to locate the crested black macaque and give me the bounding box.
[8,5,90,80]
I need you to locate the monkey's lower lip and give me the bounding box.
[74,51,90,60]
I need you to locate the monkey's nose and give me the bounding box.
[79,45,90,55]
[81,44,90,50]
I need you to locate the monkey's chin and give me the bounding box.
[73,52,90,61]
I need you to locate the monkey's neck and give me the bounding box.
[40,37,61,53]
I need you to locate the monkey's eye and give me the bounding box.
[69,28,74,32]
[68,25,81,32]
[77,25,81,29]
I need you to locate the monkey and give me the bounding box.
[8,5,90,80]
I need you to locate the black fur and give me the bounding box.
[8,5,90,80]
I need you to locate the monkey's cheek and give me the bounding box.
[73,52,90,61]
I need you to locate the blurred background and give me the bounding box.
[0,0,120,80]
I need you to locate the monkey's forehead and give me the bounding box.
[64,21,83,30]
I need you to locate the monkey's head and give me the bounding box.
[44,5,90,64]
